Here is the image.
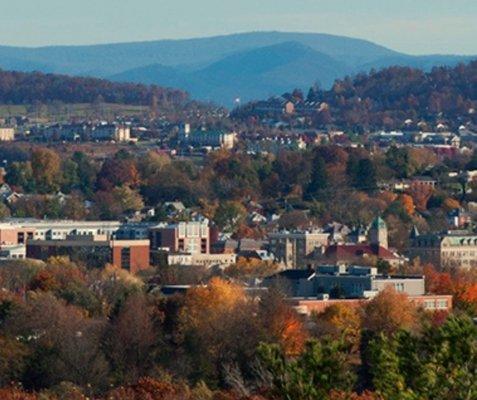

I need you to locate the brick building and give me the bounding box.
[150,221,210,254]
[26,236,150,273]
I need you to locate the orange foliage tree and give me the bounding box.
[258,290,308,356]
[106,377,187,400]
[363,287,418,335]
[407,185,433,212]
[314,303,361,351]
[399,194,415,216]
[225,257,279,280]
[424,264,477,313]
[178,278,260,380]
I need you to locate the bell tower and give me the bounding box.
[369,216,388,249]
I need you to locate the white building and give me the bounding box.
[0,127,15,141]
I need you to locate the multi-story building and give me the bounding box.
[0,219,122,245]
[0,127,15,141]
[0,219,156,246]
[268,230,330,269]
[167,252,236,268]
[0,218,214,269]
[26,235,150,273]
[180,127,236,150]
[288,295,453,315]
[0,244,26,260]
[266,265,426,299]
[91,124,130,142]
[408,228,477,269]
[42,124,88,141]
[150,221,210,254]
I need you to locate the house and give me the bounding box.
[0,183,13,201]
[447,208,472,228]
[411,176,438,190]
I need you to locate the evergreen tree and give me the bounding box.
[306,155,328,200]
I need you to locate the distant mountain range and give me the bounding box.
[0,32,475,106]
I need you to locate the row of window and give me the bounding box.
[423,299,449,310]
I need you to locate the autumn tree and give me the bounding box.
[4,292,109,391]
[362,287,418,336]
[31,148,62,193]
[213,201,247,234]
[178,278,259,384]
[105,293,160,384]
[257,289,308,356]
[224,258,279,281]
[314,303,362,351]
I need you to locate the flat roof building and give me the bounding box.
[26,236,150,274]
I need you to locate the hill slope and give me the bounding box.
[111,42,348,104]
[0,32,474,105]
[0,69,188,106]
[236,62,477,130]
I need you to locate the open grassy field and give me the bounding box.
[0,103,149,121]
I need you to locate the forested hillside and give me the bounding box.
[236,61,477,130]
[0,69,188,106]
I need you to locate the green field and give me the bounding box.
[0,103,149,121]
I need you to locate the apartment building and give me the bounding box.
[180,127,236,150]
[91,124,131,142]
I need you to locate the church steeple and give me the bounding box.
[369,216,388,249]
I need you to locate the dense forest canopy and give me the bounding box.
[0,69,189,107]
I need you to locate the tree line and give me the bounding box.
[0,69,189,107]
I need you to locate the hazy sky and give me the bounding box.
[2,0,477,54]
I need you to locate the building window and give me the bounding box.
[394,283,404,292]
[178,239,185,252]
[424,300,435,310]
[17,232,25,244]
[436,300,448,310]
[121,248,131,270]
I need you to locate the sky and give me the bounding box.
[2,0,477,54]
